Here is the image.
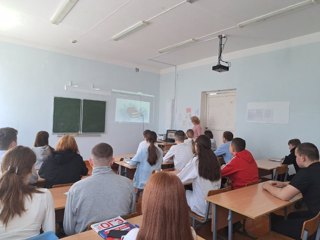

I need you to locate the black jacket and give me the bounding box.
[39,150,88,188]
[283,147,300,173]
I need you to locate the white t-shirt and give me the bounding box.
[123,227,197,240]
[163,142,193,171]
[0,188,55,239]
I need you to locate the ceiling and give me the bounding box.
[0,0,320,72]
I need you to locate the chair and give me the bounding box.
[27,231,58,240]
[190,186,232,228]
[273,164,289,181]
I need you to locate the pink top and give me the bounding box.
[192,124,202,139]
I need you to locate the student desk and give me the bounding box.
[207,182,302,240]
[61,215,205,240]
[49,185,71,222]
[157,141,176,154]
[256,159,282,178]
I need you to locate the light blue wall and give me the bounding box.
[0,42,160,158]
[159,42,320,159]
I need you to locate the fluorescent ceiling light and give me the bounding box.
[50,0,79,25]
[238,0,317,28]
[158,38,198,54]
[0,6,20,30]
[112,21,149,41]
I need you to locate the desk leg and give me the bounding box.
[228,210,233,240]
[212,204,217,240]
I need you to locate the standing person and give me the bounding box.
[263,143,320,239]
[128,131,163,191]
[63,143,135,235]
[163,130,193,171]
[39,135,88,188]
[221,138,259,189]
[190,116,202,139]
[0,127,18,163]
[32,131,54,170]
[214,131,233,164]
[282,138,301,179]
[177,135,221,217]
[0,146,55,239]
[136,130,151,153]
[123,172,195,240]
[204,130,217,151]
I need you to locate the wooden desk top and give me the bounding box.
[256,159,282,170]
[49,185,71,210]
[207,182,301,219]
[61,215,205,240]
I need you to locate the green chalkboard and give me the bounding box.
[53,97,81,133]
[82,99,106,133]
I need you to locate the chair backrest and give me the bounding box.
[51,183,73,188]
[27,231,58,240]
[301,212,320,240]
[207,186,232,197]
[273,164,289,181]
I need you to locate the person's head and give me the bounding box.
[230,138,246,154]
[138,172,193,240]
[195,135,221,182]
[0,127,18,150]
[0,146,40,227]
[146,131,159,166]
[288,138,301,150]
[186,129,194,139]
[204,130,213,139]
[295,143,319,168]
[143,130,151,140]
[55,135,79,153]
[223,131,233,143]
[34,131,49,147]
[91,143,113,167]
[174,130,186,143]
[190,116,200,125]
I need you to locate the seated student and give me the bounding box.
[263,143,320,239]
[0,127,18,164]
[177,135,221,217]
[39,135,88,188]
[136,129,151,153]
[204,130,217,151]
[124,172,196,240]
[221,138,259,189]
[0,146,55,239]
[63,143,135,235]
[128,131,163,191]
[0,127,38,184]
[32,131,54,170]
[282,138,301,179]
[163,130,193,171]
[185,129,196,154]
[214,131,233,164]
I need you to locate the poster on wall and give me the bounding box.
[246,101,289,124]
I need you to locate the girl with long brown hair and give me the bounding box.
[39,135,88,188]
[124,172,195,240]
[0,146,55,239]
[177,135,221,217]
[128,131,163,190]
[32,130,54,170]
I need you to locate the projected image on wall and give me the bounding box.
[115,98,150,123]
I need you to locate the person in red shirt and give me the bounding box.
[221,138,259,189]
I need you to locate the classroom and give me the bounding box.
[0,1,320,240]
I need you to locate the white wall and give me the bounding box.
[0,42,160,159]
[159,39,320,159]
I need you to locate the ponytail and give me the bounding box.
[147,131,158,166]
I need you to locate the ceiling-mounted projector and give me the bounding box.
[212,35,230,72]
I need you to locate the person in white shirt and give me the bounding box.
[0,146,55,240]
[32,131,54,170]
[0,127,18,165]
[177,135,221,217]
[163,130,193,171]
[185,129,196,154]
[124,172,196,240]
